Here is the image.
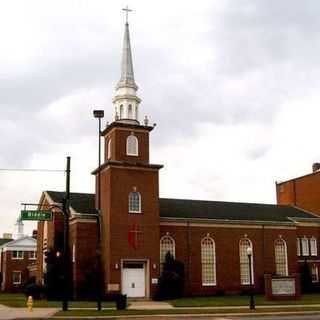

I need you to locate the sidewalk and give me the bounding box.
[127,300,320,310]
[0,304,58,320]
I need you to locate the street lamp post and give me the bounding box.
[93,109,104,311]
[247,246,255,310]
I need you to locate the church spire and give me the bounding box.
[116,21,137,90]
[113,6,141,124]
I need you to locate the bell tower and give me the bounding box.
[93,8,163,299]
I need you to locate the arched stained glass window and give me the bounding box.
[239,238,254,285]
[275,238,288,276]
[107,139,112,160]
[126,135,138,156]
[160,235,175,271]
[201,236,216,286]
[128,192,141,213]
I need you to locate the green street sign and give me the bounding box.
[21,210,52,221]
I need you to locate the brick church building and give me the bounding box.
[36,19,320,299]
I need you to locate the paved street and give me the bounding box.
[107,315,320,320]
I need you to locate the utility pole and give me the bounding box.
[62,156,71,311]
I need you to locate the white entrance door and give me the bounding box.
[122,262,145,298]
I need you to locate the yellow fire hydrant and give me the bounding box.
[27,296,33,312]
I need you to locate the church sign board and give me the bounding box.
[264,274,301,300]
[271,278,295,295]
[21,210,52,221]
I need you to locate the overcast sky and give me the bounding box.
[1,0,320,236]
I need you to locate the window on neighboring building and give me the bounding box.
[12,271,21,285]
[301,237,309,256]
[310,238,317,256]
[297,238,301,256]
[29,251,37,260]
[160,235,175,271]
[128,104,133,119]
[119,104,124,119]
[201,236,216,286]
[312,264,319,283]
[107,139,112,160]
[12,251,24,259]
[275,238,288,276]
[128,192,141,213]
[239,238,254,285]
[126,135,138,156]
[72,244,76,263]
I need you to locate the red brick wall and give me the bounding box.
[99,165,160,297]
[69,219,97,299]
[2,251,35,292]
[277,172,320,215]
[103,127,150,163]
[160,224,298,295]
[36,196,64,284]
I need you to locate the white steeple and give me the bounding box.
[112,7,141,124]
[14,217,24,239]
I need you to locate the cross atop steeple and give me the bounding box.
[122,6,132,24]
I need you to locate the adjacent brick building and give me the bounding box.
[35,20,320,299]
[0,236,37,292]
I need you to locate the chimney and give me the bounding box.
[32,230,38,239]
[312,163,320,173]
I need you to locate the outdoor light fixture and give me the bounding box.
[93,108,104,311]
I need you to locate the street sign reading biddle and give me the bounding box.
[21,210,52,221]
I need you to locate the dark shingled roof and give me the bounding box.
[159,198,315,223]
[45,191,317,223]
[0,238,13,246]
[46,191,96,215]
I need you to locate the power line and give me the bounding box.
[0,168,65,173]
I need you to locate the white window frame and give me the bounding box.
[239,238,254,285]
[301,237,309,256]
[12,251,24,260]
[126,135,138,156]
[310,237,317,256]
[29,251,37,260]
[201,236,216,286]
[12,271,22,285]
[297,238,301,256]
[128,191,141,213]
[275,238,288,276]
[160,235,175,271]
[107,139,112,160]
[312,264,319,283]
[72,244,76,263]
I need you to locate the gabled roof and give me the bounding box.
[44,190,319,224]
[0,236,36,250]
[45,191,96,215]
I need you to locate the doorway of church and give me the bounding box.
[122,262,146,298]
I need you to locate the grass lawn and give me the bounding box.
[56,306,320,317]
[168,293,320,307]
[0,293,115,308]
